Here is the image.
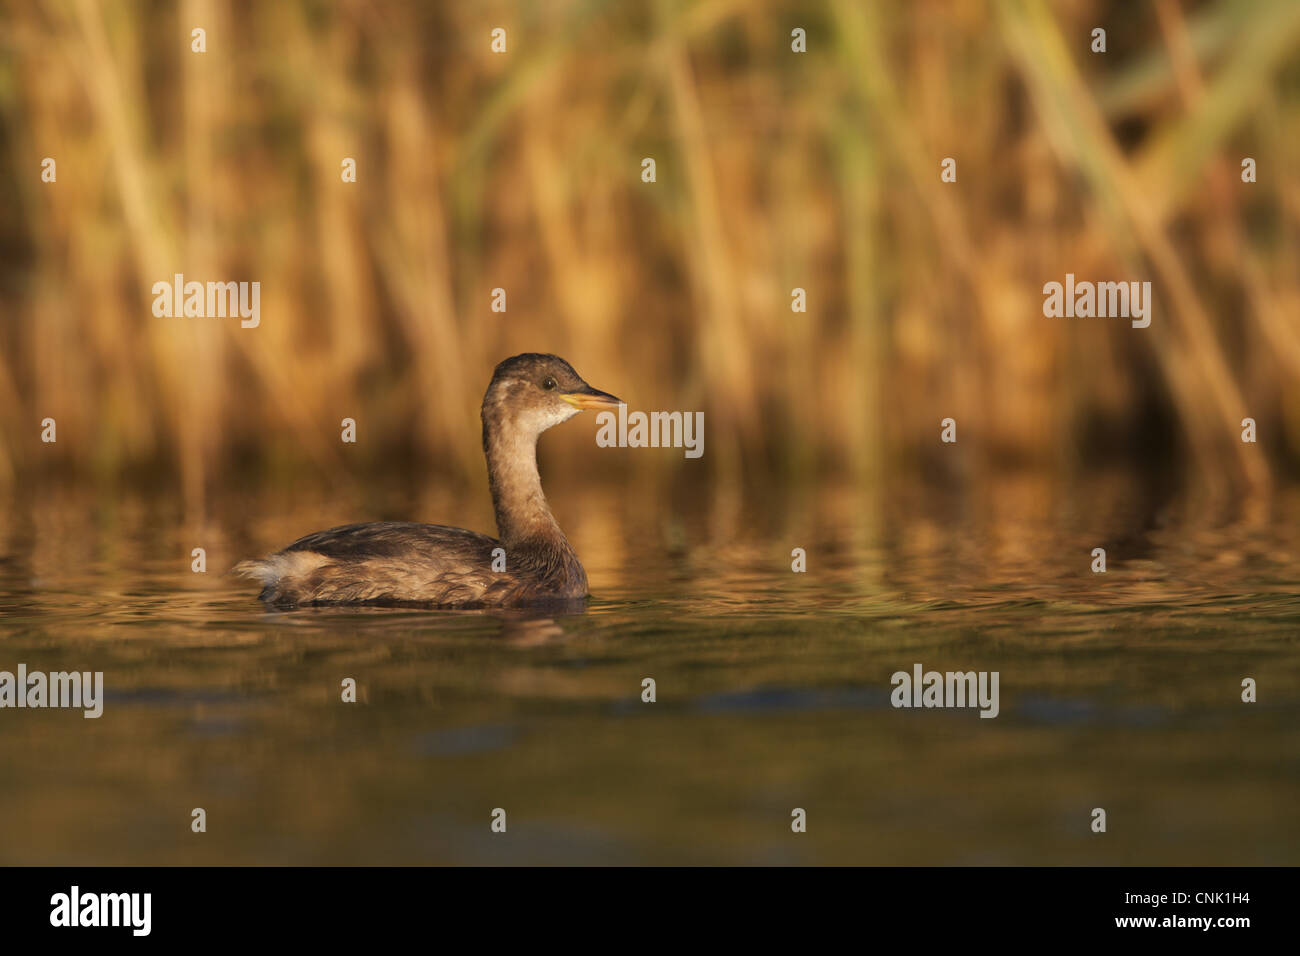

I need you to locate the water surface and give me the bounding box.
[1,475,1297,864]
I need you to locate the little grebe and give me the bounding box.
[235,353,621,607]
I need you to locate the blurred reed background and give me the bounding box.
[0,0,1297,518]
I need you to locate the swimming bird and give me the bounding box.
[235,353,621,608]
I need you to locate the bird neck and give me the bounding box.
[483,421,569,551]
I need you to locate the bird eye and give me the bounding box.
[543,377,557,390]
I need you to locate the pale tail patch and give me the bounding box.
[231,551,333,596]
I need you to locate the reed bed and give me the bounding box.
[0,0,1296,515]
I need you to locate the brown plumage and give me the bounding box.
[234,354,621,608]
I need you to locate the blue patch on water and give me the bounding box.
[690,685,892,714]
[412,724,518,756]
[1015,695,1168,727]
